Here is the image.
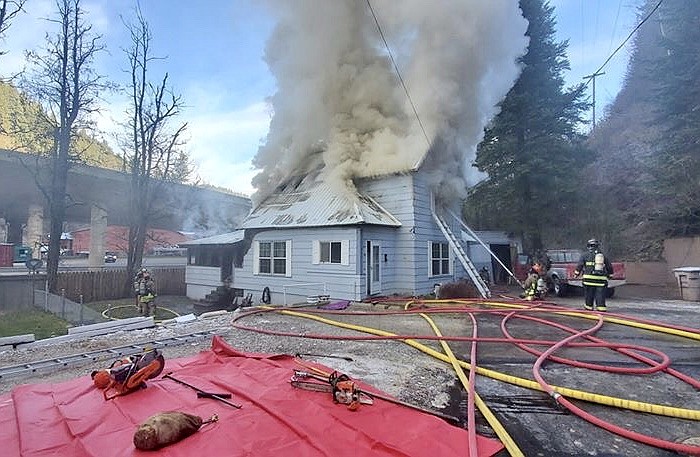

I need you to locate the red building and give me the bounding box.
[71,226,191,256]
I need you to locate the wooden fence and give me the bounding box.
[56,267,185,303]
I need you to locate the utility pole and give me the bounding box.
[583,71,605,131]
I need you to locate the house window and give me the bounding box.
[256,240,290,276]
[431,242,450,276]
[321,241,342,263]
[312,240,349,265]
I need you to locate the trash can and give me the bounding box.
[673,267,700,301]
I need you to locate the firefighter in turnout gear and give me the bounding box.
[521,262,545,301]
[574,239,613,311]
[134,268,157,317]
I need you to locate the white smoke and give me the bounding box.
[252,0,529,205]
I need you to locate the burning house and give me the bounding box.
[183,1,529,304]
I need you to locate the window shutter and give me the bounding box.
[253,241,260,275]
[428,241,433,276]
[312,240,320,264]
[285,240,292,277]
[341,240,349,266]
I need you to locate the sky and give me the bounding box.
[1,0,642,197]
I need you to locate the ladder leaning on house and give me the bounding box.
[431,204,490,298]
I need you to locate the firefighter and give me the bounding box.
[521,262,543,301]
[574,239,613,311]
[134,268,157,317]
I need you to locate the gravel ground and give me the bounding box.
[0,302,457,410]
[2,292,699,456]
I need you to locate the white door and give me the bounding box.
[366,241,381,295]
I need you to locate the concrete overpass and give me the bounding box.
[0,148,252,253]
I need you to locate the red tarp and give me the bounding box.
[0,336,503,456]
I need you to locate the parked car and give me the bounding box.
[104,252,117,263]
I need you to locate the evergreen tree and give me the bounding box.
[465,0,589,252]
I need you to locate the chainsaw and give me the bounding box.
[290,370,373,410]
[291,369,462,424]
[91,349,165,400]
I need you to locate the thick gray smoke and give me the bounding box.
[252,0,529,205]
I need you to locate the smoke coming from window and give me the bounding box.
[252,0,529,205]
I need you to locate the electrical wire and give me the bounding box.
[586,0,664,86]
[609,0,624,54]
[365,0,431,150]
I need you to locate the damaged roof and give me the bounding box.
[240,172,401,230]
[179,230,245,246]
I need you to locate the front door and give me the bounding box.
[366,241,381,295]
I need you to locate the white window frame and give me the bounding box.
[312,240,349,266]
[429,241,451,277]
[254,240,292,277]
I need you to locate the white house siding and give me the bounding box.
[359,171,457,297]
[359,225,399,295]
[358,174,417,296]
[409,171,458,295]
[185,265,222,300]
[233,226,362,304]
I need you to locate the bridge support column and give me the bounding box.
[88,205,108,269]
[0,217,7,243]
[23,205,44,253]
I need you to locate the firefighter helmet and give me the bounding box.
[586,239,600,251]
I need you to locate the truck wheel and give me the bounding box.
[606,287,615,298]
[553,277,568,297]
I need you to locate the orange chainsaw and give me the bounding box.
[91,349,165,400]
[290,370,373,410]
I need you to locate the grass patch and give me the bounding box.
[0,308,70,339]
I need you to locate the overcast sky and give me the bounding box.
[1,0,641,196]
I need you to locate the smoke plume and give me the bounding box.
[252,0,529,205]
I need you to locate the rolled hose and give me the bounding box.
[233,303,700,454]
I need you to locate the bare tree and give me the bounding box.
[0,0,26,57]
[122,8,188,288]
[22,0,107,292]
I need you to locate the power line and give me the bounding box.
[365,0,431,150]
[608,0,623,54]
[586,0,664,86]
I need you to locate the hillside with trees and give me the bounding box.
[465,0,698,261]
[588,0,700,260]
[0,81,123,170]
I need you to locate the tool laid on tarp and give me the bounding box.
[91,349,165,400]
[133,411,218,451]
[163,372,242,409]
[291,369,461,423]
[291,370,373,410]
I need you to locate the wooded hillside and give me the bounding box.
[0,81,122,170]
[466,0,697,261]
[589,0,700,260]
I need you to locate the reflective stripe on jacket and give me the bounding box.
[582,273,608,287]
[577,255,612,288]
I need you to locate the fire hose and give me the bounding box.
[231,301,700,456]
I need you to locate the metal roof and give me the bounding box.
[179,230,245,246]
[241,176,401,230]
